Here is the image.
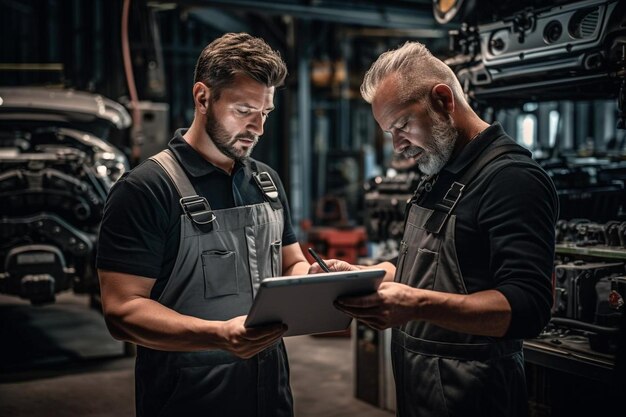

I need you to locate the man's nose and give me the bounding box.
[392,131,405,153]
[248,113,264,136]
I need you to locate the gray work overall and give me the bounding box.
[392,144,531,417]
[136,150,293,417]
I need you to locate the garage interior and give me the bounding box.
[1,0,626,416]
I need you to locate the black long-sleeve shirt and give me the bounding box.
[418,123,558,339]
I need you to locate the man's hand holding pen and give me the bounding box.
[307,248,332,273]
[307,255,357,274]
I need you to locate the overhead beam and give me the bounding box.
[187,7,252,34]
[174,0,446,32]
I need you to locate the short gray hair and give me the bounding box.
[360,41,465,106]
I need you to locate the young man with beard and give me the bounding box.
[97,33,309,417]
[310,42,558,416]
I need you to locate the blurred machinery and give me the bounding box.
[364,171,422,244]
[542,159,626,222]
[362,151,423,261]
[554,220,626,344]
[553,261,623,330]
[0,87,131,304]
[442,0,626,114]
[303,195,367,266]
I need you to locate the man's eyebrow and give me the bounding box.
[237,103,275,112]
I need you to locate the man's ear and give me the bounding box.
[430,84,455,114]
[193,82,211,115]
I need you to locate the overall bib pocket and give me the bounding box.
[399,245,439,289]
[410,248,439,290]
[201,249,238,298]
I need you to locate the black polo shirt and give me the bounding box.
[97,129,297,299]
[417,123,558,339]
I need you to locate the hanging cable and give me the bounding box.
[121,0,143,164]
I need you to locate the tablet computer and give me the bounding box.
[244,269,385,337]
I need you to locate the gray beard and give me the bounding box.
[414,114,458,176]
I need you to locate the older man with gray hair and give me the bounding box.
[312,41,558,416]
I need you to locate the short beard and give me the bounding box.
[205,103,258,162]
[415,110,458,176]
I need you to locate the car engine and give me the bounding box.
[0,87,131,304]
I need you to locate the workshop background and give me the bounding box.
[1,0,625,416]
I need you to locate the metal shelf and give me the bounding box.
[555,244,626,260]
[523,340,614,383]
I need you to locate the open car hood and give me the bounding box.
[0,87,131,130]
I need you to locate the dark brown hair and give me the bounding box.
[194,32,287,101]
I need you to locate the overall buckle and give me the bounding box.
[179,195,216,231]
[253,172,279,201]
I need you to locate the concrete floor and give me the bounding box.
[0,293,393,417]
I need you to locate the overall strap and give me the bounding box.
[423,144,529,234]
[402,174,437,227]
[150,149,216,232]
[250,160,283,211]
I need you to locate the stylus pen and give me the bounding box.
[308,247,331,273]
